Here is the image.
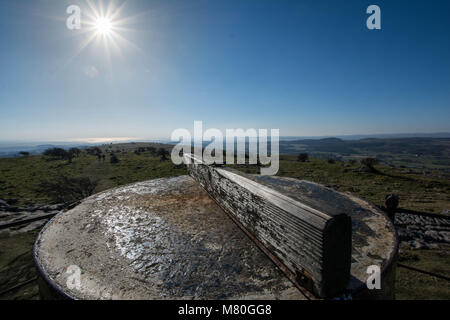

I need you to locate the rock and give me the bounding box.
[5,199,19,205]
[424,230,439,242]
[40,204,63,212]
[25,206,41,212]
[440,231,450,243]
[396,210,450,246]
[39,205,50,212]
[397,229,413,242]
[410,240,424,249]
[385,194,399,211]
[0,211,15,219]
[6,206,20,213]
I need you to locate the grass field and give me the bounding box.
[1,152,449,214]
[0,144,449,299]
[0,146,186,206]
[396,245,450,300]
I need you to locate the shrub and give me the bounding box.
[38,176,98,203]
[110,154,120,164]
[69,148,81,157]
[43,148,67,159]
[297,153,309,162]
[147,146,157,155]
[361,157,379,172]
[157,148,169,161]
[43,148,74,163]
[86,147,102,156]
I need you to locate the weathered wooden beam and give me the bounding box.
[184,154,352,298]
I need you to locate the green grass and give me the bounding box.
[1,153,448,213]
[0,230,40,300]
[0,148,449,299]
[0,152,187,206]
[396,245,450,300]
[0,155,93,205]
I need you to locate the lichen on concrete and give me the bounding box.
[34,176,305,300]
[34,175,397,300]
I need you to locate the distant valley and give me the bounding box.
[279,137,450,170]
[1,136,450,171]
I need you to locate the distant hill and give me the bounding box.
[0,140,173,158]
[1,137,450,170]
[279,132,450,140]
[0,144,86,158]
[279,137,450,169]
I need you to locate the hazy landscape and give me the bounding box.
[4,135,449,170]
[0,138,449,299]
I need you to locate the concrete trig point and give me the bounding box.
[34,155,398,299]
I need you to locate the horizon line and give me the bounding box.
[1,131,450,146]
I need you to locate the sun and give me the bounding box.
[94,17,113,36]
[65,0,140,67]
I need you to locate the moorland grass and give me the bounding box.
[0,149,449,299]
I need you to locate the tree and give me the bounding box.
[66,152,74,164]
[44,148,68,159]
[110,154,120,164]
[43,148,74,163]
[157,148,169,161]
[297,153,309,162]
[147,146,157,155]
[361,157,379,173]
[69,148,81,157]
[86,147,102,156]
[19,151,30,157]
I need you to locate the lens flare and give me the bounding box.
[94,17,113,36]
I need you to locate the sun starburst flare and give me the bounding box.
[94,17,113,36]
[68,0,140,63]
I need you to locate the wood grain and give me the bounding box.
[185,154,352,297]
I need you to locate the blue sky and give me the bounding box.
[0,0,449,142]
